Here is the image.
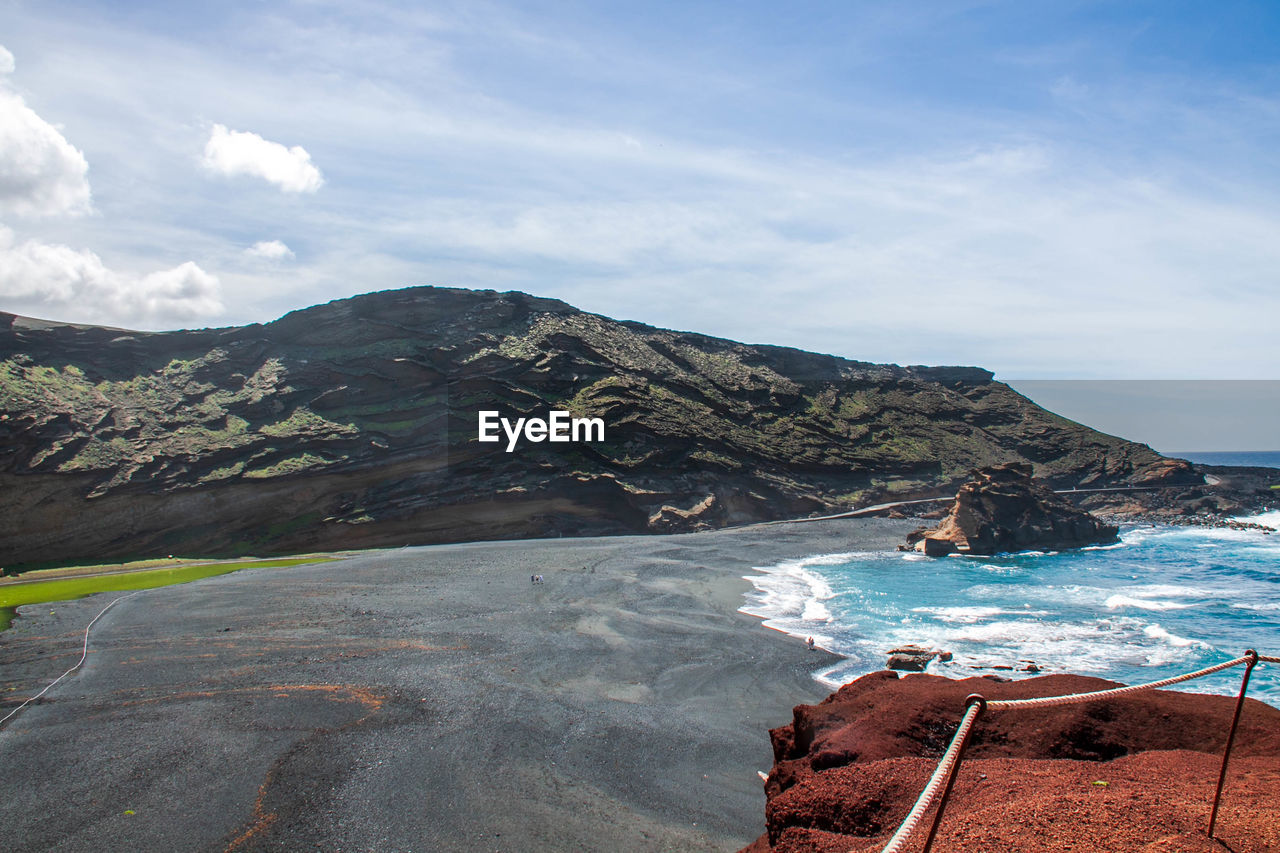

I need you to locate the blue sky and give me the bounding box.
[2,0,1279,378]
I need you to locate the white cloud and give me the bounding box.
[0,226,107,302]
[0,45,14,75]
[0,74,92,218]
[245,239,295,260]
[0,227,223,323]
[201,124,324,193]
[3,9,1279,376]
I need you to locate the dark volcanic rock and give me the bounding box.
[0,287,1193,567]
[746,670,1280,852]
[907,462,1120,555]
[885,645,951,672]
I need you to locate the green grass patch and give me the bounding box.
[243,453,329,478]
[0,557,333,617]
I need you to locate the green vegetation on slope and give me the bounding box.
[1,286,1189,567]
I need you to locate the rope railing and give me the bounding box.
[873,650,1276,853]
[983,655,1251,711]
[879,697,983,853]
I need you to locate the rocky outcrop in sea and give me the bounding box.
[904,462,1119,555]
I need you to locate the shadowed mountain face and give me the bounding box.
[0,286,1191,567]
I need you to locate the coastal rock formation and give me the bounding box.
[1082,461,1280,523]
[885,645,951,672]
[0,286,1201,568]
[906,462,1119,555]
[745,670,1280,852]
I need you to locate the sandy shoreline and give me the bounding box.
[0,518,914,852]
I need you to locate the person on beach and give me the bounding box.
[806,636,815,650]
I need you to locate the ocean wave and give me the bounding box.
[802,599,832,621]
[737,534,1279,706]
[1105,594,1196,612]
[977,563,1026,575]
[1121,583,1219,599]
[1154,524,1276,545]
[800,551,880,566]
[1231,601,1280,612]
[945,619,1092,644]
[868,614,1215,674]
[1236,510,1280,529]
[740,553,846,635]
[1143,623,1211,648]
[911,605,1050,623]
[964,582,1104,606]
[1120,527,1158,545]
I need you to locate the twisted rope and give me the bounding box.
[879,698,984,853]
[984,655,1252,710]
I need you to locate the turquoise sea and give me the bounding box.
[743,510,1280,706]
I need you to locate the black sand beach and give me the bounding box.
[0,518,913,852]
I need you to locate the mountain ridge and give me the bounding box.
[0,285,1202,568]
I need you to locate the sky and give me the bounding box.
[1005,380,1280,451]
[2,0,1279,380]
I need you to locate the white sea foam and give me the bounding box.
[1143,623,1211,648]
[802,599,832,621]
[738,531,1279,705]
[1105,594,1196,612]
[740,553,843,638]
[1154,523,1273,545]
[1231,602,1280,612]
[965,582,1106,607]
[876,616,1167,675]
[911,605,1050,623]
[1081,541,1127,551]
[1120,527,1157,545]
[805,551,879,566]
[1121,583,1218,599]
[1237,510,1280,529]
[977,563,1026,575]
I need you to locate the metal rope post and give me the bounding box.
[921,694,987,853]
[1208,649,1259,839]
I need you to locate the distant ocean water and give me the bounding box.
[1171,450,1280,469]
[742,511,1280,706]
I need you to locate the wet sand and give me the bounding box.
[0,518,913,852]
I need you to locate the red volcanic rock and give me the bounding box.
[745,670,1280,853]
[906,462,1119,555]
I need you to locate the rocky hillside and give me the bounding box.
[1,286,1195,568]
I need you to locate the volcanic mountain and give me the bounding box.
[1,286,1196,568]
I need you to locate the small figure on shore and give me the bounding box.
[806,636,816,651]
[534,574,544,584]
[531,574,536,584]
